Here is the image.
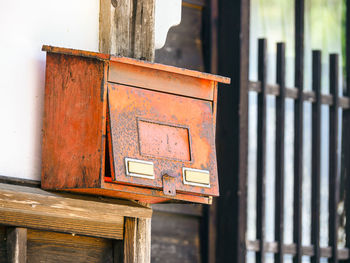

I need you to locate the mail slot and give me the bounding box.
[41,45,230,204]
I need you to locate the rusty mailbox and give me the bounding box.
[41,46,230,204]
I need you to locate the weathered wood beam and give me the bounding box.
[123,217,151,263]
[0,183,152,240]
[7,227,27,263]
[99,0,155,61]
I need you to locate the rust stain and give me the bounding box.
[41,46,228,204]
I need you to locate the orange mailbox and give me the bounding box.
[41,46,230,204]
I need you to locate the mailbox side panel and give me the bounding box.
[41,53,107,189]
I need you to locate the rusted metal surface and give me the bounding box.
[108,84,219,197]
[108,61,215,101]
[41,46,229,204]
[162,175,176,196]
[42,45,230,84]
[41,52,106,190]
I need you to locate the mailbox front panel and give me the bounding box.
[107,84,219,197]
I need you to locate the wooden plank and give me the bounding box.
[133,0,155,61]
[135,218,151,263]
[0,183,152,239]
[294,1,305,262]
[329,54,340,263]
[0,183,152,219]
[215,0,250,261]
[27,229,113,263]
[275,42,286,263]
[99,0,112,54]
[124,218,137,263]
[7,228,27,263]
[311,50,322,263]
[256,38,267,263]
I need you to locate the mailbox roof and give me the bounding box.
[42,45,231,84]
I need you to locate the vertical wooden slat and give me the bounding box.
[329,54,340,263]
[294,1,305,262]
[123,217,151,263]
[343,0,350,261]
[215,0,250,262]
[256,38,267,263]
[275,42,286,263]
[6,227,27,263]
[135,218,151,263]
[124,217,137,263]
[311,50,322,263]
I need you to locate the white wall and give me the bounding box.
[0,0,100,180]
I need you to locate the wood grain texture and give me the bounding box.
[124,218,137,263]
[123,217,151,263]
[135,218,151,263]
[99,0,112,54]
[6,228,27,263]
[133,0,155,60]
[99,0,155,61]
[27,229,113,263]
[0,182,152,239]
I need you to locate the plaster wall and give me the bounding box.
[0,0,100,180]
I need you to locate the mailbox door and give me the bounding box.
[107,83,219,197]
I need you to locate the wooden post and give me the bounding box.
[214,0,250,262]
[123,217,151,263]
[99,1,154,261]
[99,0,155,61]
[6,227,27,263]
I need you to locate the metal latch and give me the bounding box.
[162,174,176,196]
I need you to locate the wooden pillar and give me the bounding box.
[99,0,155,61]
[99,2,153,261]
[214,0,250,262]
[123,217,151,263]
